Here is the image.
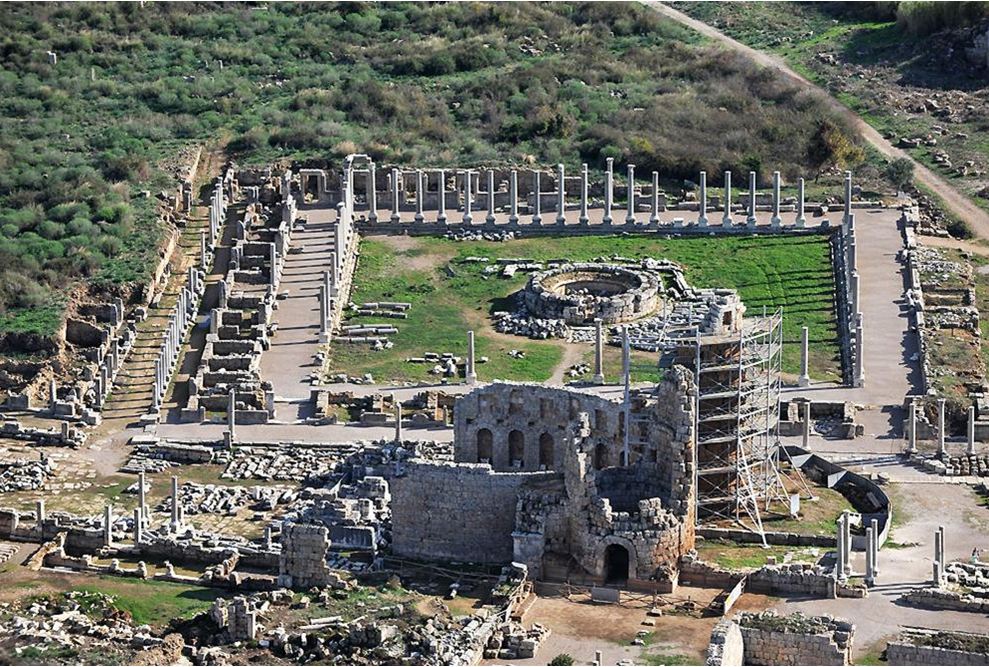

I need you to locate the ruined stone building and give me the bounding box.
[391,367,697,589]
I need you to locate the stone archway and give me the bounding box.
[508,429,525,468]
[477,428,493,463]
[597,536,638,583]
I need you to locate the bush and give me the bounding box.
[549,655,574,666]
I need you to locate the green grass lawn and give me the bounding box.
[72,577,220,626]
[327,233,840,384]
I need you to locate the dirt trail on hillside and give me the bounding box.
[645,1,989,242]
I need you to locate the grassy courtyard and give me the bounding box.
[326,233,839,384]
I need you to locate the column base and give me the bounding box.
[798,374,810,387]
[722,215,732,226]
[224,431,234,448]
[466,374,477,386]
[592,374,605,384]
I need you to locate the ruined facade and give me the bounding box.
[392,367,696,587]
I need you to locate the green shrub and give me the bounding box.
[549,654,575,666]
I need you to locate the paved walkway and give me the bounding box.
[259,203,339,416]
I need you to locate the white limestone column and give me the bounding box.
[799,326,810,387]
[771,170,782,228]
[37,499,45,525]
[134,507,143,544]
[170,475,180,530]
[414,169,424,223]
[854,314,865,388]
[138,471,147,521]
[200,231,207,267]
[509,169,519,224]
[487,169,496,224]
[938,525,945,567]
[228,388,237,445]
[722,171,732,225]
[842,510,852,575]
[532,171,542,225]
[626,164,636,224]
[937,397,947,458]
[697,171,708,227]
[368,162,378,223]
[49,378,57,411]
[557,164,566,225]
[650,171,660,224]
[907,400,917,453]
[747,170,757,227]
[462,169,473,224]
[969,405,977,455]
[796,177,806,227]
[391,168,401,224]
[871,517,880,576]
[850,272,860,319]
[835,513,846,580]
[319,283,328,342]
[580,164,589,225]
[437,169,447,224]
[933,529,943,584]
[603,158,614,224]
[844,170,853,228]
[466,330,477,385]
[593,318,604,384]
[865,526,875,586]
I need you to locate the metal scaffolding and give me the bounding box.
[691,307,788,544]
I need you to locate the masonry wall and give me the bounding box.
[390,462,557,563]
[886,640,989,666]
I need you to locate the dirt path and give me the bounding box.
[645,1,989,240]
[548,343,586,385]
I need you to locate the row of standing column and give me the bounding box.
[317,164,359,342]
[359,165,823,229]
[840,173,864,388]
[835,510,881,586]
[906,397,979,457]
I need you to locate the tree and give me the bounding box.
[885,157,914,194]
[806,119,864,179]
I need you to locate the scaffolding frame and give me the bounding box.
[691,307,789,545]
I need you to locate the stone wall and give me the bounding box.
[886,628,989,666]
[706,618,744,666]
[736,612,853,666]
[391,461,556,563]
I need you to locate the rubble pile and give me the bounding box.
[484,622,551,660]
[222,445,361,481]
[0,454,55,492]
[157,482,296,516]
[443,229,516,242]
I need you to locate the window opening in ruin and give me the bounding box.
[509,429,525,468]
[594,442,608,469]
[604,543,630,584]
[538,433,554,470]
[595,409,605,430]
[509,390,523,415]
[477,428,493,463]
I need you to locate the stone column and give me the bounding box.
[487,169,497,224]
[138,471,147,521]
[907,399,917,454]
[49,378,57,412]
[697,170,708,227]
[850,272,860,319]
[938,525,945,567]
[414,169,424,224]
[593,318,605,384]
[319,282,329,343]
[394,397,403,444]
[844,170,853,228]
[603,158,614,224]
[269,243,278,288]
[104,504,113,547]
[969,405,977,455]
[580,164,590,225]
[462,170,473,224]
[747,170,757,227]
[937,397,947,458]
[152,359,161,410]
[933,528,943,585]
[722,170,732,225]
[200,230,208,267]
[36,499,45,525]
[796,177,806,227]
[133,507,143,544]
[626,164,636,224]
[799,326,810,387]
[557,164,567,225]
[264,527,273,550]
[368,162,378,223]
[835,513,846,580]
[871,517,880,576]
[466,330,477,385]
[170,475,180,532]
[532,171,541,225]
[227,388,236,447]
[842,510,852,575]
[509,170,519,224]
[650,171,660,225]
[854,314,865,388]
[865,526,876,586]
[437,169,447,224]
[390,169,401,224]
[802,401,811,449]
[771,170,782,228]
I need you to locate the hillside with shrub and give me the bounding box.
[0,1,868,340]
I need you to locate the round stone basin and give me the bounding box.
[523,263,661,325]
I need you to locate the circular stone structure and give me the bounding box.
[523,263,662,325]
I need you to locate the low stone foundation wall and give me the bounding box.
[886,628,989,666]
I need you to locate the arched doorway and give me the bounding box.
[604,544,630,584]
[477,428,493,463]
[508,430,525,468]
[538,433,554,469]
